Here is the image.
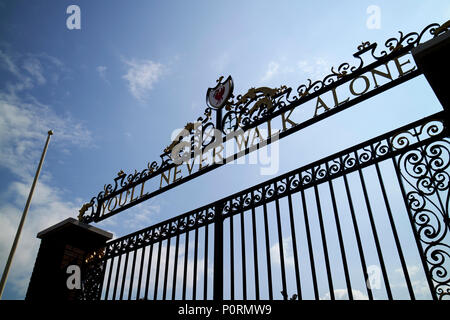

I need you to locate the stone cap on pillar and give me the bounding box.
[37,217,113,251]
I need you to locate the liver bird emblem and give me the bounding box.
[214,86,225,103]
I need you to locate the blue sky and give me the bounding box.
[0,1,449,300]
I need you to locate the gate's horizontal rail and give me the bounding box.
[103,111,447,259]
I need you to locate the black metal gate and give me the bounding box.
[81,112,448,300]
[81,22,450,301]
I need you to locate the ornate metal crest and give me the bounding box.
[206,75,234,109]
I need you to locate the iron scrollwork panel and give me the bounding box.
[397,137,450,300]
[81,251,107,300]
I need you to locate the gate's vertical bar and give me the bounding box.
[112,254,122,300]
[104,255,114,300]
[251,204,260,300]
[128,249,137,300]
[144,242,154,300]
[356,162,392,300]
[213,202,224,301]
[153,240,163,300]
[240,210,247,300]
[287,193,301,300]
[172,233,180,300]
[300,187,318,300]
[213,106,224,302]
[163,236,172,300]
[204,223,209,300]
[182,230,190,300]
[342,169,373,300]
[229,202,235,300]
[374,161,415,299]
[391,156,437,300]
[119,251,130,300]
[193,227,199,300]
[313,183,334,300]
[326,161,353,300]
[262,202,273,300]
[275,198,288,300]
[136,246,146,299]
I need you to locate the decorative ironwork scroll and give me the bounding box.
[397,137,450,300]
[79,20,450,224]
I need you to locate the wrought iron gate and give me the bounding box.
[82,112,449,300]
[81,22,450,300]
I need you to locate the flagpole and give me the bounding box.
[0,130,53,299]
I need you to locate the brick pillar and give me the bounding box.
[25,218,112,301]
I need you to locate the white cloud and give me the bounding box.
[127,201,161,229]
[0,49,64,94]
[0,93,93,179]
[395,265,420,277]
[411,279,431,298]
[260,61,280,83]
[0,49,93,299]
[321,289,368,300]
[96,65,108,82]
[0,49,21,78]
[270,237,295,268]
[122,58,165,102]
[297,58,330,80]
[22,57,46,85]
[259,57,331,84]
[393,265,431,298]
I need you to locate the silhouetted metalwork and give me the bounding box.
[82,111,450,300]
[396,137,450,299]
